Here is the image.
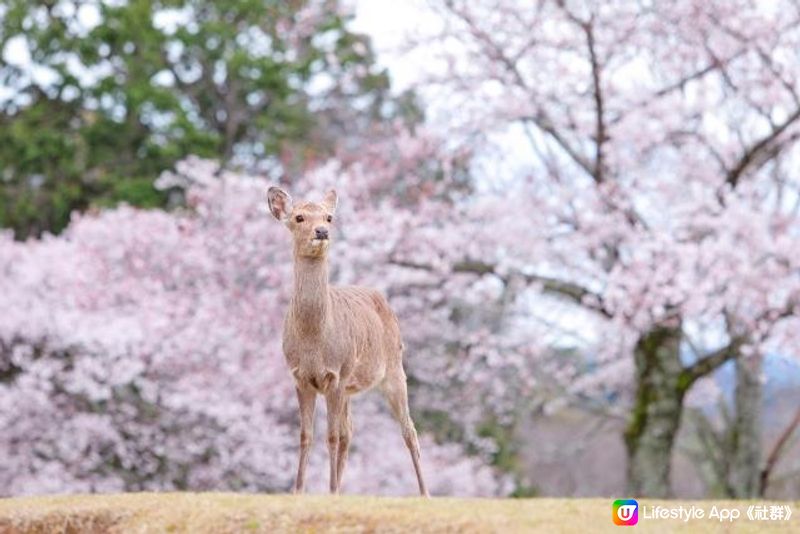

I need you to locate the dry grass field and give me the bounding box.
[0,493,797,533]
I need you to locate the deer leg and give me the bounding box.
[293,386,316,494]
[325,388,345,494]
[336,398,353,488]
[382,372,430,497]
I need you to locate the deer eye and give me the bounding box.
[295,215,304,223]
[326,215,333,223]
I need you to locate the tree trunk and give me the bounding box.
[624,325,685,497]
[730,353,763,497]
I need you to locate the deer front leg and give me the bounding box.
[293,386,316,494]
[325,388,345,494]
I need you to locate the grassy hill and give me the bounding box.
[0,493,797,533]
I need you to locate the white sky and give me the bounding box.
[351,0,435,94]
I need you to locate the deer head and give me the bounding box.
[268,187,338,259]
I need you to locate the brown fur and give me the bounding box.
[267,186,429,496]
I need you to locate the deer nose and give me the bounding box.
[315,227,329,240]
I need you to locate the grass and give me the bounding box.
[0,493,797,533]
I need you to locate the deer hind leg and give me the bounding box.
[382,371,430,497]
[293,386,316,494]
[325,387,345,494]
[335,397,353,489]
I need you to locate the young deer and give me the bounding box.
[267,186,429,497]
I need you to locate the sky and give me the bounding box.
[352,0,432,94]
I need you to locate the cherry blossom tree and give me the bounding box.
[398,0,800,496]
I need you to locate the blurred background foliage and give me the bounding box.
[0,0,417,239]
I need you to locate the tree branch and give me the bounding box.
[583,19,607,183]
[390,256,610,316]
[726,107,800,189]
[760,404,800,495]
[453,260,605,310]
[610,49,748,126]
[518,114,596,178]
[681,336,744,386]
[682,303,799,389]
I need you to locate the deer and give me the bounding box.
[267,186,429,497]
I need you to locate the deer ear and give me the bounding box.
[322,189,338,214]
[267,186,293,221]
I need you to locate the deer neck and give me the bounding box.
[291,255,331,334]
